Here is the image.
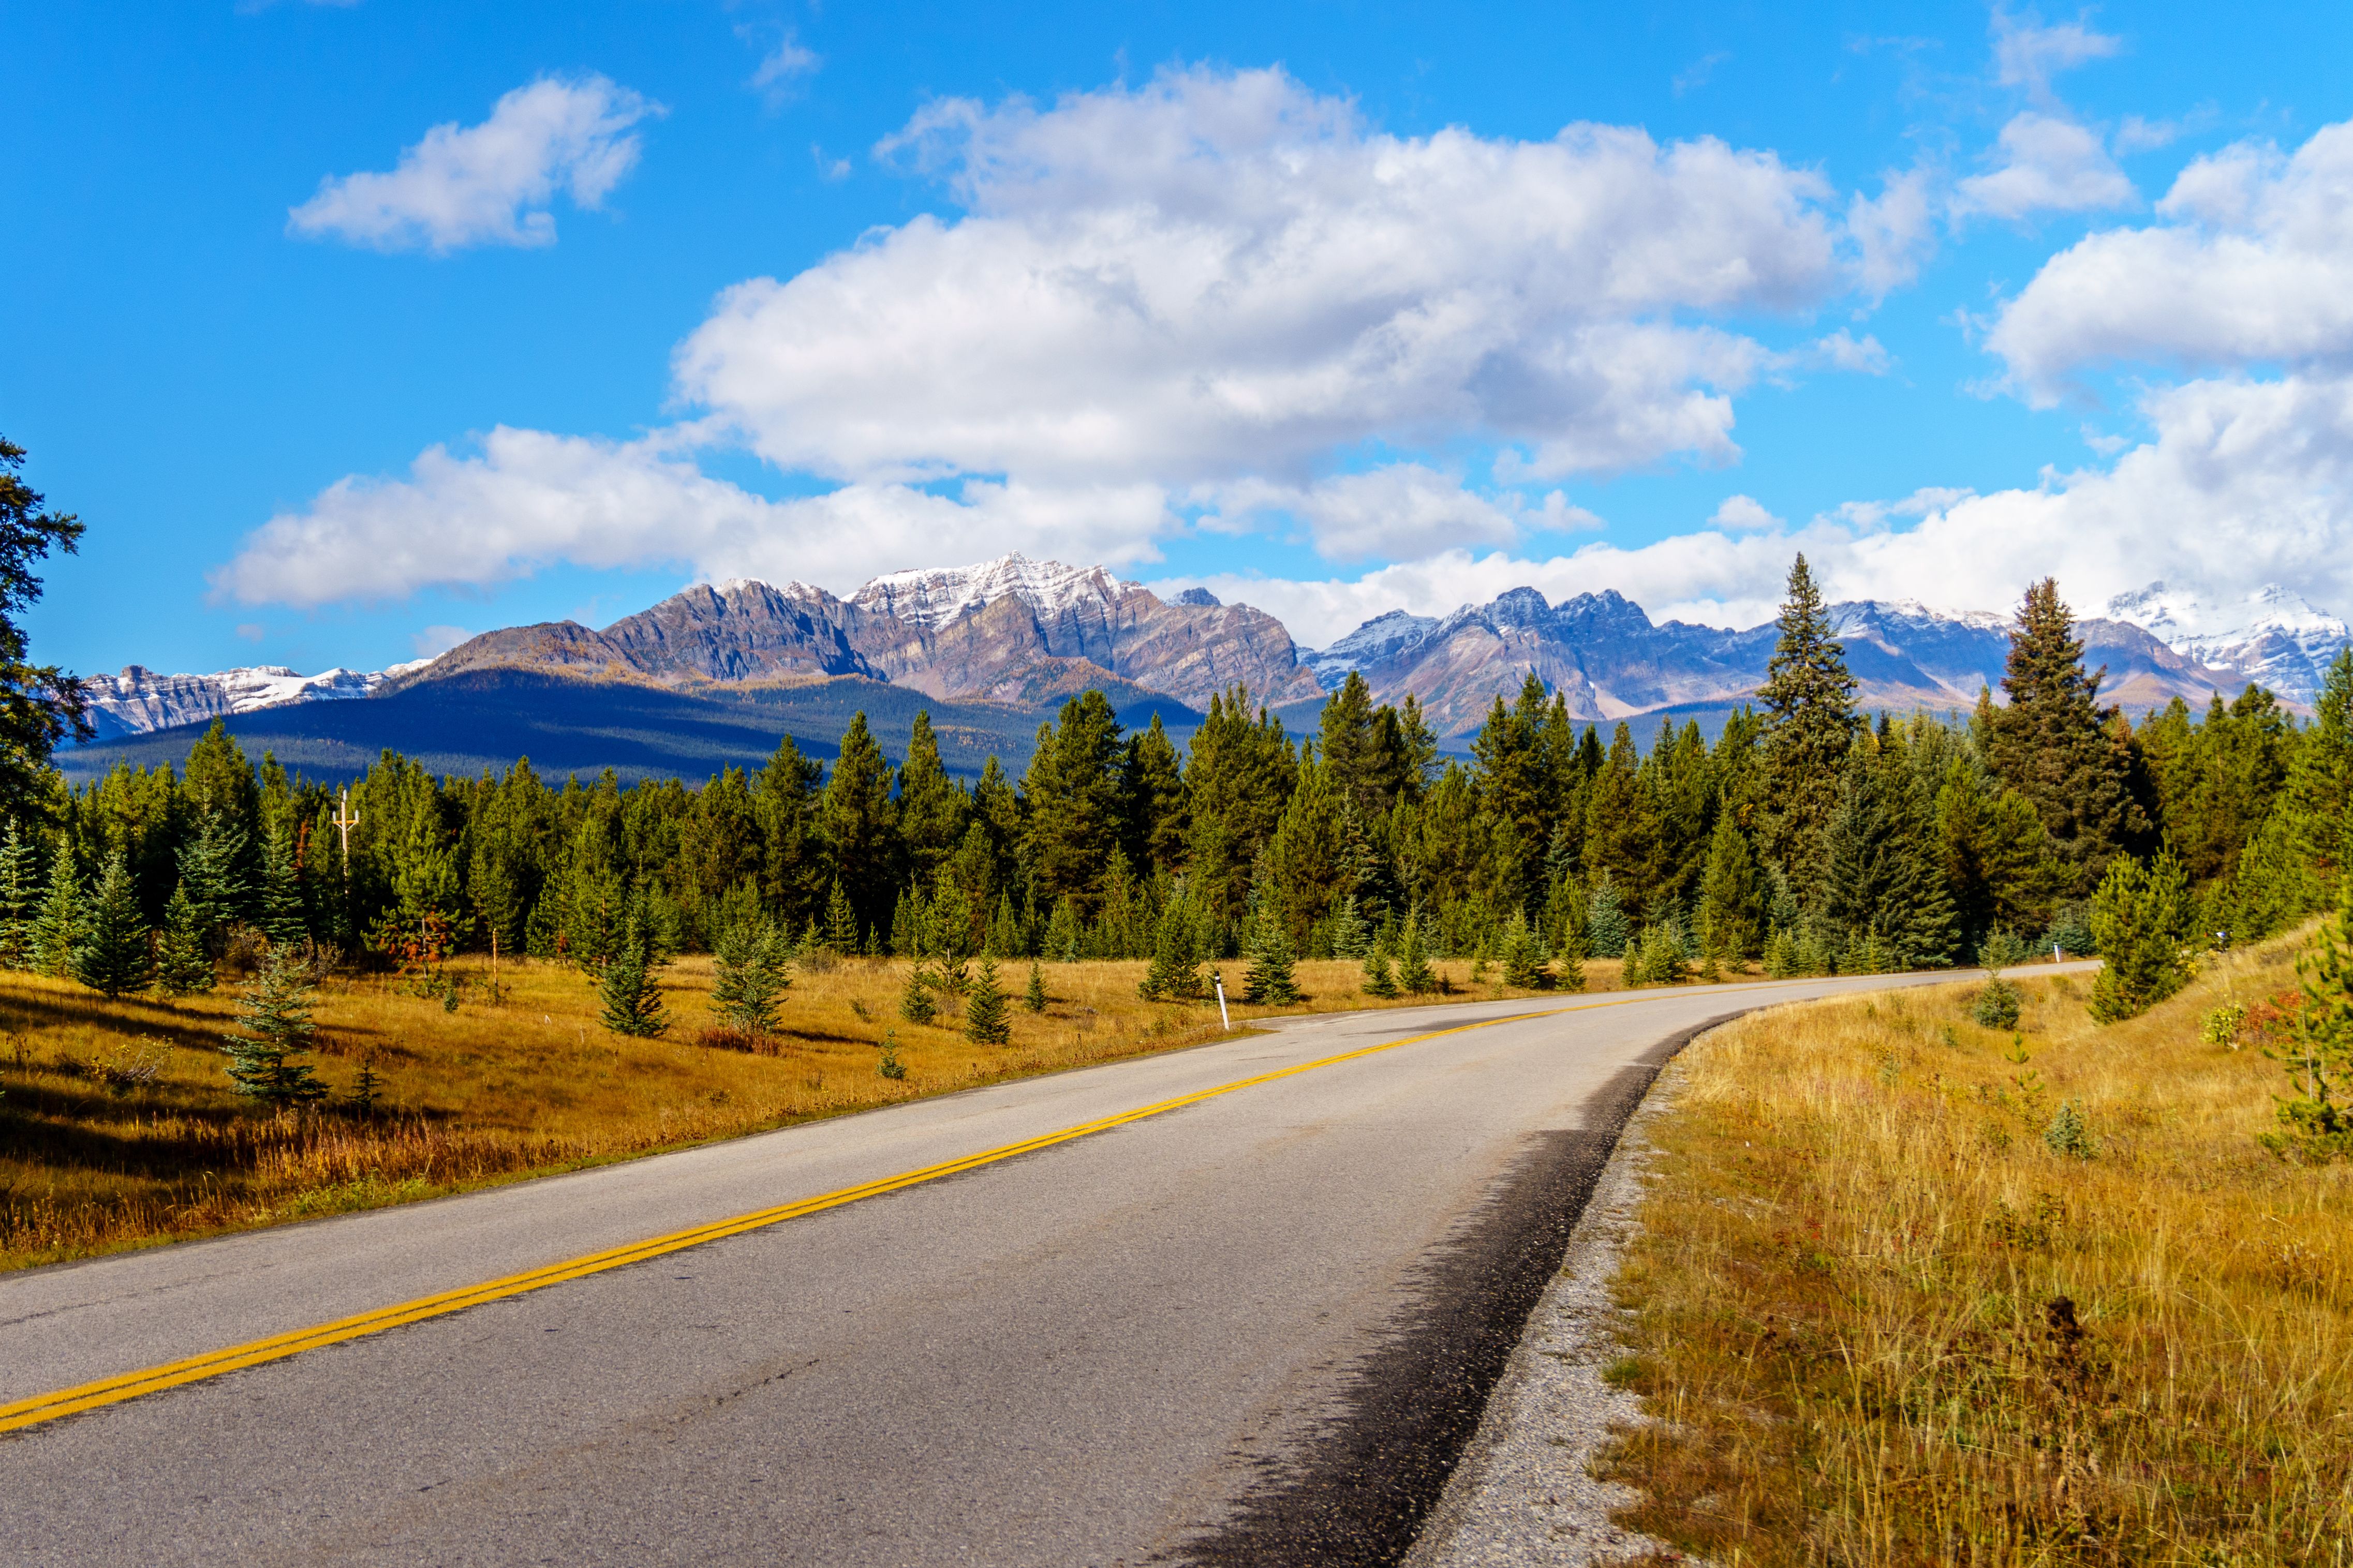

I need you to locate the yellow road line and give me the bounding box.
[0,979,1849,1436]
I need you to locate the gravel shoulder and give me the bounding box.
[1404,1062,1684,1568]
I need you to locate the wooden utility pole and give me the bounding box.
[330,788,361,883]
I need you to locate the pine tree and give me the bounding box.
[72,850,152,998]
[28,841,81,977]
[1756,554,1860,883]
[599,921,669,1038]
[1500,910,1545,989]
[1694,813,1766,965]
[964,957,1012,1044]
[223,946,329,1106]
[824,877,859,955]
[1362,946,1399,998]
[1024,959,1047,1013]
[1327,894,1370,960]
[177,812,254,941]
[1138,907,1203,1000]
[711,920,791,1041]
[1242,917,1301,1005]
[1043,895,1082,962]
[1985,578,2147,891]
[1396,915,1440,995]
[1819,743,1960,970]
[2088,851,2193,1023]
[1553,927,1587,993]
[900,963,939,1024]
[257,820,308,951]
[2262,871,2353,1158]
[1585,875,1630,960]
[2285,647,2353,898]
[154,880,216,996]
[0,823,40,967]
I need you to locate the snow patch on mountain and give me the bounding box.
[82,663,418,741]
[851,553,1132,629]
[2106,581,2350,704]
[1308,609,1442,688]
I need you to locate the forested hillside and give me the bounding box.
[17,560,2352,999]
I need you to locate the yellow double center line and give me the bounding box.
[0,991,1713,1437]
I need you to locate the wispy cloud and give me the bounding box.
[287,74,661,252]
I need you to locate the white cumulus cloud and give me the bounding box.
[210,427,1169,608]
[1951,112,2135,221]
[674,65,1844,490]
[1164,371,2353,648]
[1989,121,2353,401]
[288,74,661,252]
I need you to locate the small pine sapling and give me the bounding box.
[878,1029,908,1080]
[0,823,40,968]
[28,841,81,977]
[1553,927,1587,993]
[223,946,330,1107]
[1396,917,1440,996]
[900,963,939,1024]
[598,921,669,1038]
[1500,912,1545,990]
[72,850,153,998]
[964,957,1012,1045]
[1024,960,1047,1013]
[154,881,217,997]
[1242,919,1301,1005]
[712,920,791,1043]
[346,1059,386,1116]
[1973,976,2023,1029]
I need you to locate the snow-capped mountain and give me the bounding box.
[2105,582,2351,706]
[849,556,1132,631]
[81,662,426,742]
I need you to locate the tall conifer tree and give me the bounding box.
[1985,578,2146,891]
[1756,554,1859,885]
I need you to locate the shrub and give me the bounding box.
[2200,1003,2248,1049]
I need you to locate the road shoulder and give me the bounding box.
[1404,1061,1683,1568]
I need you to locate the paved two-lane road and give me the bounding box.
[1,971,2012,1566]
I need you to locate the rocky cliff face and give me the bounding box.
[400,555,1323,711]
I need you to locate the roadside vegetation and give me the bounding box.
[1596,912,2353,1562]
[0,950,1662,1271]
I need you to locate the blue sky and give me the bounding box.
[11,1,2353,679]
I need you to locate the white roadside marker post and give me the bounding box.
[1214,973,1231,1031]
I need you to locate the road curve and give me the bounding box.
[1,970,2011,1566]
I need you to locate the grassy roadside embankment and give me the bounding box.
[1596,938,2353,1563]
[1,950,1667,1271]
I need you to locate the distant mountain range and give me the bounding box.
[69,556,2350,781]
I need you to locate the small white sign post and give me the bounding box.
[1214,973,1231,1031]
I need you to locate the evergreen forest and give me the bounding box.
[12,561,2351,1005]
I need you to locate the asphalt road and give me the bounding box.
[0,970,2018,1566]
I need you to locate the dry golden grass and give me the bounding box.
[0,949,1667,1272]
[1597,937,2353,1565]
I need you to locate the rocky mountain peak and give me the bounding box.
[850,553,1131,630]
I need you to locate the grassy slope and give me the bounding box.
[1599,940,2352,1563]
[0,951,1655,1271]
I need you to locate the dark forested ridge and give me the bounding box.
[57,670,1206,789]
[19,567,2353,997]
